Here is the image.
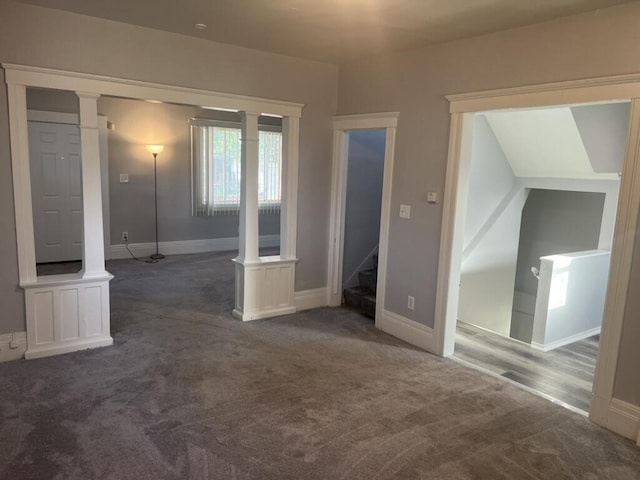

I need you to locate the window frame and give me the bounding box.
[190,118,283,215]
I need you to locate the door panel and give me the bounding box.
[29,121,83,264]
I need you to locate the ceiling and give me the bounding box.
[484,102,629,180]
[15,0,635,63]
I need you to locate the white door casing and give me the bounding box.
[29,121,83,263]
[327,113,399,325]
[438,75,640,441]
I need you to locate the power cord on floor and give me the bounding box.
[125,240,158,264]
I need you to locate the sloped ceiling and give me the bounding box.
[13,0,635,63]
[484,102,629,180]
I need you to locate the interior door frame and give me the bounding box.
[435,75,640,440]
[27,109,111,260]
[327,112,398,325]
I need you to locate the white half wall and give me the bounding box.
[532,250,609,351]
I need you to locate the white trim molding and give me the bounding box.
[326,112,399,339]
[4,63,303,118]
[0,332,27,362]
[110,235,280,260]
[606,399,640,441]
[438,75,640,437]
[294,287,328,311]
[377,309,437,352]
[531,327,601,352]
[22,273,113,359]
[5,63,305,359]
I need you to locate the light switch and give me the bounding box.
[427,192,438,204]
[120,174,129,183]
[399,204,411,219]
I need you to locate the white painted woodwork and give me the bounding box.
[5,64,305,359]
[237,112,260,263]
[232,257,297,321]
[439,77,640,440]
[77,92,106,279]
[326,112,399,332]
[7,83,38,284]
[531,250,609,351]
[22,274,113,359]
[28,121,83,263]
[3,64,303,119]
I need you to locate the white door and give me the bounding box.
[29,121,83,263]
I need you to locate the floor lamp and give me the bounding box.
[146,144,165,260]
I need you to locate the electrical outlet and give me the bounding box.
[399,204,411,219]
[408,295,415,311]
[122,231,129,242]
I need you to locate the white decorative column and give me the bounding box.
[237,112,260,264]
[233,113,298,321]
[13,90,114,359]
[77,92,107,278]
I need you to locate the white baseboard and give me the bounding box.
[376,309,437,353]
[606,398,640,442]
[294,287,328,311]
[111,235,280,260]
[25,335,113,360]
[531,327,601,352]
[0,332,27,362]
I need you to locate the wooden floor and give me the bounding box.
[454,322,599,412]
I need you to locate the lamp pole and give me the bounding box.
[146,145,165,260]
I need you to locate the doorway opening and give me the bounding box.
[341,129,386,318]
[327,113,398,329]
[452,101,629,412]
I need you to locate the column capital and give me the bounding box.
[75,91,100,100]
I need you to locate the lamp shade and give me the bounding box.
[146,144,164,155]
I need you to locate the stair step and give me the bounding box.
[343,286,376,319]
[358,268,377,293]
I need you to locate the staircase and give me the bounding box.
[343,254,378,318]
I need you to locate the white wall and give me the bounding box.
[532,250,610,351]
[342,129,385,285]
[459,115,522,336]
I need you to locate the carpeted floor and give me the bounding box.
[1,251,640,479]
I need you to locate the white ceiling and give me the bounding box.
[14,0,634,63]
[484,103,629,180]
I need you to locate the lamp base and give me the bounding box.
[150,253,165,260]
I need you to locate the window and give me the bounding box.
[191,120,282,215]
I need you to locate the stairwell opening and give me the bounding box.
[340,129,386,318]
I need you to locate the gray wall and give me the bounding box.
[342,129,385,284]
[514,189,605,298]
[98,97,279,245]
[0,0,338,334]
[571,102,630,174]
[27,88,78,114]
[337,1,640,405]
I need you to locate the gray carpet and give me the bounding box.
[2,251,640,479]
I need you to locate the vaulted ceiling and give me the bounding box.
[484,102,630,180]
[14,0,635,63]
